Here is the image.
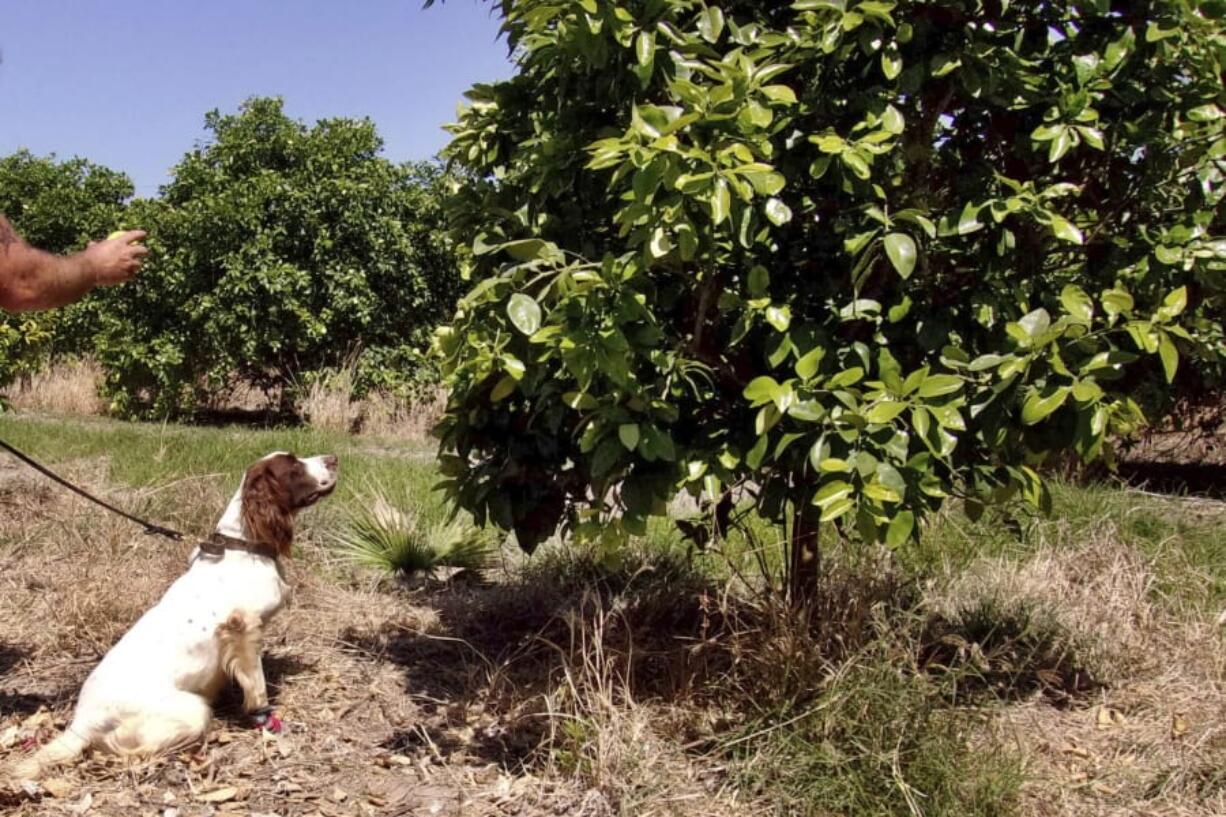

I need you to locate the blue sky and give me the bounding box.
[0,1,513,196]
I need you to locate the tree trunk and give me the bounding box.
[788,501,821,611]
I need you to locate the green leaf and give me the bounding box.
[968,354,1005,372]
[765,305,792,332]
[1021,386,1070,425]
[490,375,517,402]
[635,31,655,67]
[1158,333,1179,383]
[883,233,917,279]
[748,265,770,297]
[1049,214,1083,244]
[746,433,769,469]
[591,438,623,478]
[881,104,905,134]
[618,423,641,451]
[642,426,677,461]
[885,510,915,548]
[1071,379,1103,403]
[813,479,853,509]
[649,227,673,258]
[1102,288,1134,318]
[1077,126,1105,150]
[819,497,855,522]
[1049,128,1074,162]
[765,197,793,226]
[507,293,542,335]
[789,401,826,422]
[865,400,908,424]
[828,366,865,388]
[808,435,830,472]
[1161,286,1188,318]
[697,6,725,42]
[881,46,902,80]
[502,356,526,380]
[1031,123,1063,142]
[795,346,825,380]
[863,482,901,503]
[564,391,599,410]
[502,238,553,262]
[1060,284,1094,324]
[711,178,731,225]
[761,84,797,104]
[957,202,982,235]
[743,375,781,406]
[917,374,962,398]
[1018,308,1051,339]
[819,458,850,473]
[841,150,871,180]
[756,403,782,435]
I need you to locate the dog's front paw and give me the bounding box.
[250,709,282,734]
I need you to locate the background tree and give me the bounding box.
[96,97,462,418]
[0,151,133,386]
[434,0,1224,601]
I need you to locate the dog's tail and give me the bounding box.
[9,726,89,781]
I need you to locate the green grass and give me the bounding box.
[914,481,1226,611]
[729,652,1024,817]
[0,412,446,542]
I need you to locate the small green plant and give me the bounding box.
[334,486,497,576]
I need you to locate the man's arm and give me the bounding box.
[0,215,147,312]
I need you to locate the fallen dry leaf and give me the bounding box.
[1060,743,1092,759]
[197,786,239,803]
[40,777,76,798]
[67,792,93,816]
[1095,706,1127,728]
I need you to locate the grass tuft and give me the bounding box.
[333,485,497,576]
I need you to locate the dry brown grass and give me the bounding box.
[1,443,1221,816]
[2,357,448,441]
[4,360,104,416]
[927,535,1226,817]
[0,468,742,816]
[296,368,446,441]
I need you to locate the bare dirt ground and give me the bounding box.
[0,462,741,817]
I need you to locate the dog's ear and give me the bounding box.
[241,460,295,556]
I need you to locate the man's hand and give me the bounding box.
[0,216,150,312]
[81,230,148,287]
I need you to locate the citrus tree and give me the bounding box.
[0,151,133,387]
[434,0,1224,600]
[95,98,463,417]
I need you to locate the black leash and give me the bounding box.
[0,437,184,541]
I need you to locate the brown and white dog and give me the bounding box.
[12,452,338,780]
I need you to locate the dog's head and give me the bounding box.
[240,452,339,556]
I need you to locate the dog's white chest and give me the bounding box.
[172,552,289,625]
